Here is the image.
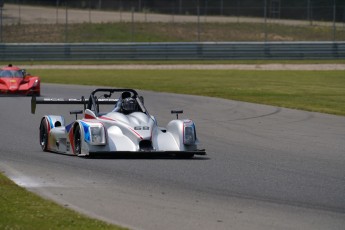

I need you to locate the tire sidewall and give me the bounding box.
[39,119,48,151]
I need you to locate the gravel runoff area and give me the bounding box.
[3,3,343,27]
[19,64,345,70]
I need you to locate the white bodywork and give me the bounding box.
[42,110,200,157]
[35,88,205,158]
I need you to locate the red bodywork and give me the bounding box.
[0,65,40,96]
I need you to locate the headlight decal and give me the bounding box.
[90,126,105,144]
[183,121,196,145]
[80,121,106,145]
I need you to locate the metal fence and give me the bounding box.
[1,42,344,61]
[1,1,345,43]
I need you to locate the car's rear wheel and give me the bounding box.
[39,119,48,151]
[74,125,81,156]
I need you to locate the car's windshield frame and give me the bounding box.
[0,70,24,78]
[87,89,149,117]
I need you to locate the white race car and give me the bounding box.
[31,88,205,158]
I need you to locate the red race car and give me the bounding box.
[0,64,40,96]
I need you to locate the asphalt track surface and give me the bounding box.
[0,84,345,230]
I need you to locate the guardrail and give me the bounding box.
[0,42,344,61]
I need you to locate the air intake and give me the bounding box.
[139,140,153,151]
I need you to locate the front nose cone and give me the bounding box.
[9,85,19,92]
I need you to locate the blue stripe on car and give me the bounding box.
[80,121,90,143]
[65,122,73,133]
[47,116,54,129]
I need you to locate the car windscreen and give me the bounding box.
[93,91,148,115]
[0,70,24,78]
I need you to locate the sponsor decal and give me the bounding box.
[97,98,117,102]
[128,127,143,140]
[43,98,64,102]
[68,99,83,102]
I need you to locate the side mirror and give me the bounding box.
[21,69,27,77]
[171,110,183,119]
[139,96,144,104]
[70,110,83,120]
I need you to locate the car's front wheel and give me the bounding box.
[39,119,48,151]
[74,125,81,156]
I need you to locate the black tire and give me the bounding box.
[39,119,48,151]
[74,125,82,156]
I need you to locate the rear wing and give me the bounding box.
[31,96,117,114]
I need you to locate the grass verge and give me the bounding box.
[32,69,345,116]
[0,172,126,230]
[3,22,345,42]
[2,59,345,66]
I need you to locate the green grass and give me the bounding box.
[3,22,345,43]
[0,172,127,230]
[32,69,345,116]
[2,59,345,66]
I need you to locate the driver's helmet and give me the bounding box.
[122,97,138,113]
